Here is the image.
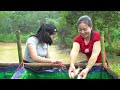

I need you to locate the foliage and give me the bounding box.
[0,33,16,42]
[0,11,120,56]
[106,45,120,56]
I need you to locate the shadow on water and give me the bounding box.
[0,42,87,64]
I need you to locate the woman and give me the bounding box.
[68,15,107,79]
[23,23,65,67]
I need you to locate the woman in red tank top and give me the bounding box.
[68,15,107,79]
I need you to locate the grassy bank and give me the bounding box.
[107,54,120,75]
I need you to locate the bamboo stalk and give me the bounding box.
[100,31,105,67]
[0,63,19,67]
[100,31,120,79]
[0,62,101,68]
[16,30,23,65]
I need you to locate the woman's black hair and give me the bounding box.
[33,23,58,45]
[77,15,94,39]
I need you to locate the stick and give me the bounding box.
[0,62,101,68]
[0,63,19,67]
[16,30,23,65]
[100,31,105,67]
[100,31,120,79]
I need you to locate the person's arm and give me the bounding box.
[86,41,101,70]
[78,41,101,79]
[70,42,80,64]
[69,42,80,78]
[28,44,52,63]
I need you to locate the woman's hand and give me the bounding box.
[77,68,89,79]
[53,60,66,68]
[68,63,76,78]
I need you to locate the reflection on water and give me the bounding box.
[0,42,86,64]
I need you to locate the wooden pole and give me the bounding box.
[100,31,105,67]
[16,30,23,65]
[0,62,102,68]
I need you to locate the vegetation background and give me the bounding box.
[0,11,120,74]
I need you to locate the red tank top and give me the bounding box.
[74,31,106,63]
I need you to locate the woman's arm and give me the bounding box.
[70,42,80,64]
[28,44,52,63]
[78,41,101,79]
[69,42,80,78]
[86,41,101,70]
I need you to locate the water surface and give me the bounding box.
[0,42,86,64]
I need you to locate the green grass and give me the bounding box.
[0,33,16,42]
[107,54,120,76]
[0,33,30,43]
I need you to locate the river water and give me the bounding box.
[0,42,86,64]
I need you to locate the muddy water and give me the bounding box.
[0,43,18,63]
[0,42,24,63]
[49,45,87,64]
[0,42,86,64]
